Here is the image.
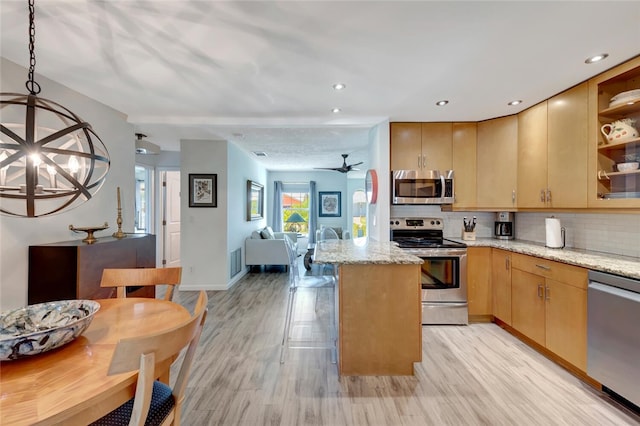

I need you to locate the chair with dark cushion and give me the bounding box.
[89,290,208,426]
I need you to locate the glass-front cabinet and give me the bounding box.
[589,56,640,207]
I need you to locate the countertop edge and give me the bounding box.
[459,238,640,280]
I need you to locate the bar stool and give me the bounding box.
[280,236,337,364]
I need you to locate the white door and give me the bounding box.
[162,170,181,267]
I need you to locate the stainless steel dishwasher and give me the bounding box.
[587,270,640,408]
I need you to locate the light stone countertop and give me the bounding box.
[313,239,423,265]
[459,238,640,280]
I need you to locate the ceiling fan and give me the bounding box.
[314,154,363,173]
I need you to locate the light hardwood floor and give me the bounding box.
[171,260,640,425]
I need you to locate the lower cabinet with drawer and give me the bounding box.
[510,253,588,371]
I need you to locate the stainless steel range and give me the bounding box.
[390,217,468,325]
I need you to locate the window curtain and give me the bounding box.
[272,181,283,231]
[309,180,317,243]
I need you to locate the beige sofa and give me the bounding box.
[245,227,298,268]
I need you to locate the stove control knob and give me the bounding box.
[436,220,441,225]
[430,220,435,225]
[395,220,400,225]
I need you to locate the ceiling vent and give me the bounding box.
[252,151,268,157]
[135,133,160,155]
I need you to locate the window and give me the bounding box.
[352,190,367,237]
[282,183,309,235]
[134,165,153,233]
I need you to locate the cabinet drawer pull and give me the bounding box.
[535,264,551,271]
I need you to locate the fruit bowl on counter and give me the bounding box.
[0,300,100,361]
[617,162,640,172]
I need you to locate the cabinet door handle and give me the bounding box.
[417,155,421,169]
[537,284,544,298]
[535,264,551,271]
[546,189,552,203]
[422,155,426,169]
[512,190,516,203]
[545,286,550,300]
[505,256,510,271]
[540,189,545,202]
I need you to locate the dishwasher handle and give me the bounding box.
[588,281,640,303]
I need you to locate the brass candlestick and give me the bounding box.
[112,186,126,239]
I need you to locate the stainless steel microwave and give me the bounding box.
[391,170,454,205]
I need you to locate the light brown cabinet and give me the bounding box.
[491,249,512,325]
[547,82,589,208]
[517,101,548,208]
[517,83,589,208]
[467,247,492,318]
[588,56,640,208]
[510,253,587,371]
[452,122,477,208]
[477,116,518,209]
[390,122,452,171]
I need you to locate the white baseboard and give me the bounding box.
[179,268,248,292]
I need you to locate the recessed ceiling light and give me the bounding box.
[585,53,609,64]
[332,108,341,113]
[332,83,346,90]
[436,100,449,106]
[508,100,522,106]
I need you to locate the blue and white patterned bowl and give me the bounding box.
[0,300,100,361]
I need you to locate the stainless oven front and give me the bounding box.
[405,247,468,325]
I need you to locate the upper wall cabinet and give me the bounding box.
[477,115,518,209]
[547,83,589,208]
[452,122,477,209]
[518,83,589,208]
[588,56,640,208]
[517,101,549,208]
[390,122,452,171]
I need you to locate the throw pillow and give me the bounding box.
[251,230,262,239]
[261,226,275,239]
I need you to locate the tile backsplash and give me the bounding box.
[390,205,640,258]
[515,212,640,258]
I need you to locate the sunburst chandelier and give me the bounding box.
[0,0,110,218]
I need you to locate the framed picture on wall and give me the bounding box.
[319,191,341,217]
[247,180,264,221]
[189,174,217,207]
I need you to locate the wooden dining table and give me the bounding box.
[0,297,191,426]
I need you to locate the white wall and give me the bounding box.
[179,140,266,291]
[0,58,135,310]
[366,122,391,241]
[267,171,349,232]
[227,142,267,281]
[179,139,228,290]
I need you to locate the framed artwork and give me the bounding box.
[247,180,264,221]
[189,174,217,207]
[319,191,341,217]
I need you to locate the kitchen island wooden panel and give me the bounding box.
[313,239,423,376]
[338,263,421,376]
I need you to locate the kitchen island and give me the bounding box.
[313,238,423,376]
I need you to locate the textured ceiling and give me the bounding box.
[1,1,639,174]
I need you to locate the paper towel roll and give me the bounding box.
[545,217,564,248]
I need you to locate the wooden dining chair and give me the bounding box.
[90,290,208,426]
[100,267,182,301]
